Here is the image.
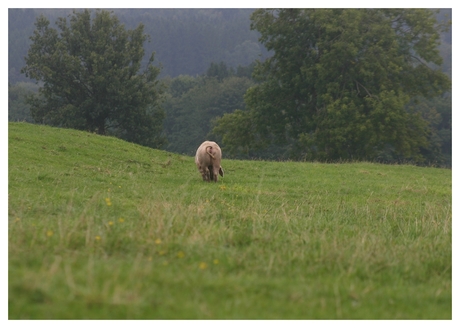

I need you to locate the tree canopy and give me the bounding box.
[162,64,254,155]
[213,9,451,163]
[21,9,166,148]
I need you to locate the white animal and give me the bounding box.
[195,141,224,182]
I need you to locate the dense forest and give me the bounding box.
[8,8,452,167]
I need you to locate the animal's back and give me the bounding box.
[195,141,223,182]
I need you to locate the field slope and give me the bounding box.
[8,122,452,319]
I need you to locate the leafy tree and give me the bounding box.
[163,74,254,155]
[166,74,199,98]
[8,82,39,122]
[206,61,233,81]
[213,9,451,162]
[21,9,166,148]
[211,109,257,157]
[235,62,256,79]
[410,94,451,167]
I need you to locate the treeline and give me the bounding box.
[211,9,451,167]
[10,61,451,167]
[163,62,255,155]
[8,9,452,167]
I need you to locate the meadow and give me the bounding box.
[8,122,451,319]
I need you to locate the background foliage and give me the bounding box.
[162,62,255,155]
[8,8,451,167]
[20,9,166,148]
[212,9,451,165]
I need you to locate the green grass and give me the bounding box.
[8,122,451,319]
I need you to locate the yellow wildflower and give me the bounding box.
[177,251,185,259]
[108,221,114,226]
[199,262,208,270]
[46,230,53,237]
[105,198,112,206]
[95,235,101,241]
[213,259,219,265]
[118,218,124,223]
[155,238,162,245]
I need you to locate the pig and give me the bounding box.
[195,141,224,182]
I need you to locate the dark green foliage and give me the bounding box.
[235,62,256,79]
[213,9,451,164]
[9,9,451,166]
[206,62,233,81]
[21,9,166,148]
[163,71,254,155]
[8,82,39,122]
[211,110,255,156]
[410,94,451,167]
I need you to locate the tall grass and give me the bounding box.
[8,122,451,319]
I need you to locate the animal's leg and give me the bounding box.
[211,166,220,182]
[208,165,215,182]
[204,167,211,181]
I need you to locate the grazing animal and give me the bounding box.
[195,141,224,182]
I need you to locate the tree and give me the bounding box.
[21,9,166,148]
[206,61,233,81]
[409,94,452,167]
[213,9,451,162]
[163,72,254,155]
[8,82,39,122]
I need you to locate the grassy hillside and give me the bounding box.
[8,122,452,319]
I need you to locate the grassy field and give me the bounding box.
[8,122,451,319]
